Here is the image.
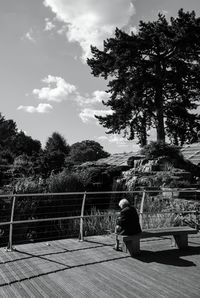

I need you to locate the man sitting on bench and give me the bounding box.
[114,198,142,251]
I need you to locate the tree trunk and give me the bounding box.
[156,110,165,143]
[155,86,165,144]
[155,58,165,144]
[140,115,147,147]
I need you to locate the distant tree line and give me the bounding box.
[0,112,109,188]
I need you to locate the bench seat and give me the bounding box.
[116,226,198,256]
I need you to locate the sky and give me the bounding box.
[1,0,200,154]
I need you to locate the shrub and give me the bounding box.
[47,169,84,193]
[141,141,182,161]
[14,176,46,194]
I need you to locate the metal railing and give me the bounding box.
[0,189,199,251]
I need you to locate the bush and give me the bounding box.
[75,164,122,191]
[141,141,182,160]
[47,170,84,193]
[14,176,46,194]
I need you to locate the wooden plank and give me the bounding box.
[0,235,199,297]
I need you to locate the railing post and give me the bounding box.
[139,190,146,230]
[6,195,16,251]
[195,209,199,230]
[79,191,87,241]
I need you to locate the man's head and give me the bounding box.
[119,198,130,209]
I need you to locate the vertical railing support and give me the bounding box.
[139,190,146,230]
[79,191,87,241]
[6,195,16,251]
[195,210,199,231]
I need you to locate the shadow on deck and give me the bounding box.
[0,234,200,297]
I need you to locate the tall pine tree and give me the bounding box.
[87,9,200,146]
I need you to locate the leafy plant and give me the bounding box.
[140,141,182,161]
[47,170,84,193]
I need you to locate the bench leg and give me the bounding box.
[115,235,120,250]
[123,235,140,256]
[173,234,188,249]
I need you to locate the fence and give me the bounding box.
[0,189,199,251]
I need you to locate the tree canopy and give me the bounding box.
[0,113,41,156]
[12,131,41,156]
[87,9,200,146]
[0,113,17,149]
[66,140,110,165]
[45,132,70,155]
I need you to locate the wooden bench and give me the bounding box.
[115,226,198,256]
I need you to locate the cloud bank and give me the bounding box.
[19,75,112,122]
[77,90,110,106]
[79,108,113,123]
[33,75,76,102]
[17,103,53,113]
[97,135,140,150]
[43,0,135,60]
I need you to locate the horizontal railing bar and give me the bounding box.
[0,191,143,198]
[0,213,116,226]
[0,221,11,226]
[1,190,200,199]
[1,189,199,198]
[1,210,198,227]
[8,215,82,225]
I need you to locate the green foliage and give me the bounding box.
[66,140,109,165]
[0,113,43,185]
[45,132,70,155]
[84,208,118,236]
[0,149,14,165]
[75,164,122,191]
[139,141,200,178]
[142,195,200,229]
[0,112,111,184]
[47,170,84,193]
[141,141,182,160]
[76,166,103,187]
[0,113,17,148]
[87,9,200,145]
[14,176,46,194]
[41,132,71,176]
[11,131,41,156]
[42,151,66,176]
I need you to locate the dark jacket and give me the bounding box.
[117,206,142,235]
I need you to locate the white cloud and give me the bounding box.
[32,76,111,107]
[33,75,77,102]
[17,103,53,113]
[32,76,112,123]
[79,108,113,123]
[158,9,168,15]
[127,26,137,35]
[24,29,35,43]
[98,134,140,149]
[57,24,68,35]
[77,90,110,106]
[43,0,135,60]
[44,18,56,31]
[17,129,27,135]
[98,134,128,146]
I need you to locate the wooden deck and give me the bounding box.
[0,234,200,297]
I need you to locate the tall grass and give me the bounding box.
[82,197,200,236]
[83,207,118,236]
